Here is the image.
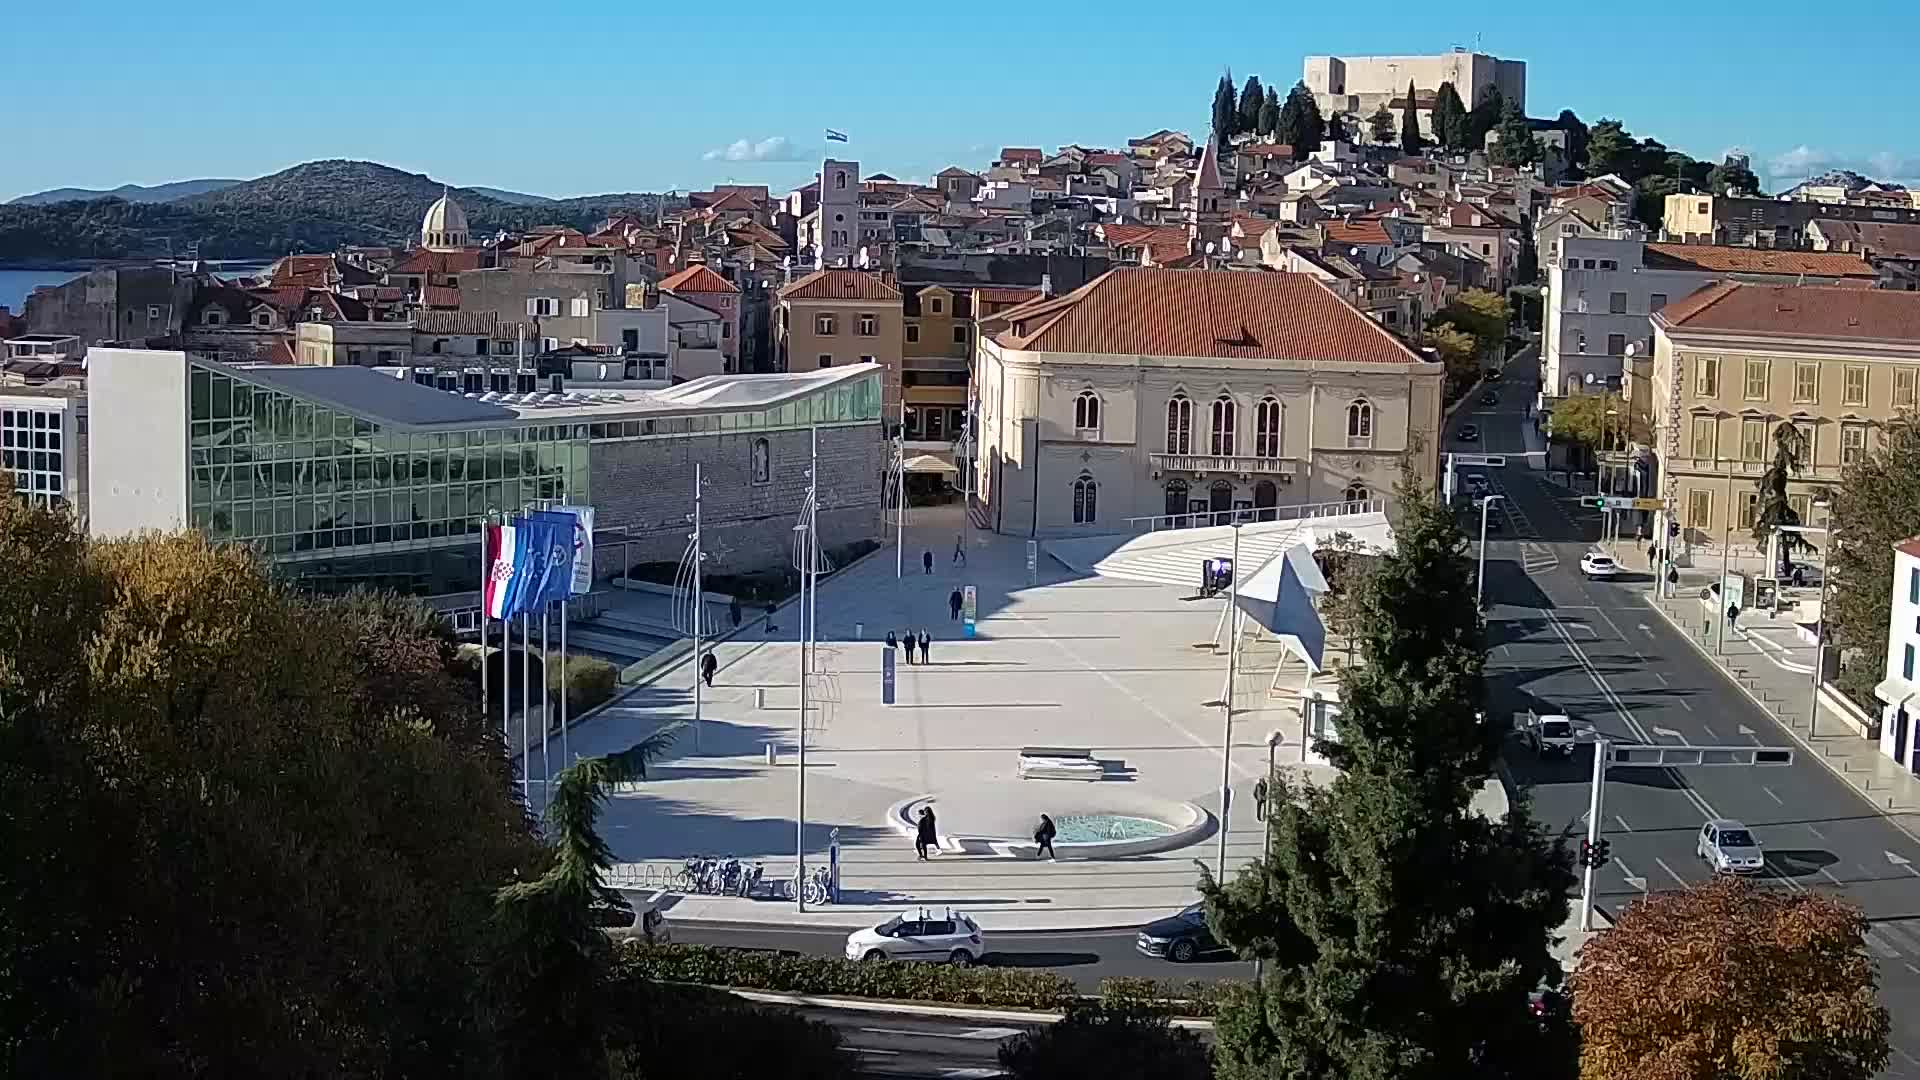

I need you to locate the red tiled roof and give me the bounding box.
[1811,220,1920,260]
[1896,537,1920,560]
[658,264,741,294]
[999,147,1043,162]
[1326,220,1393,246]
[1642,243,1877,279]
[1656,282,1920,342]
[984,268,1428,365]
[779,269,901,302]
[1236,143,1295,159]
[421,285,462,309]
[389,249,483,275]
[974,286,1043,305]
[1086,152,1130,167]
[1100,223,1188,250]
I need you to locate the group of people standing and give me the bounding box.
[887,628,933,664]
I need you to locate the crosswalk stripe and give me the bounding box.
[1867,928,1903,959]
[1873,921,1920,954]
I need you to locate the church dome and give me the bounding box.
[421,192,470,250]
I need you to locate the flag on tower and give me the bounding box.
[824,128,848,143]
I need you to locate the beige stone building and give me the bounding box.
[774,269,904,414]
[1647,283,1920,556]
[973,268,1444,536]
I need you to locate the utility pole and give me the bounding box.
[693,464,704,751]
[1580,738,1608,932]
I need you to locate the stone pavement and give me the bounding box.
[536,501,1334,932]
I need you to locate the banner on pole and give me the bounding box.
[881,646,896,705]
[962,585,977,638]
[529,510,579,606]
[556,505,595,595]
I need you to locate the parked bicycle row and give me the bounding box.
[604,858,837,904]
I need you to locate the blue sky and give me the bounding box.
[6,1,1916,202]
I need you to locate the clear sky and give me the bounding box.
[6,0,1916,202]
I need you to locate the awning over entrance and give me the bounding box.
[903,453,960,475]
[1875,676,1918,709]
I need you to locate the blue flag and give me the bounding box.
[529,510,579,606]
[502,514,547,616]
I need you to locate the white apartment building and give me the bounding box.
[1876,538,1920,771]
[1,386,87,515]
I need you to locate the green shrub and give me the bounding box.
[548,653,619,715]
[613,943,1079,1011]
[998,1001,1211,1080]
[1097,976,1248,1018]
[605,983,852,1080]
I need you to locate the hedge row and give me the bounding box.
[547,652,619,714]
[613,943,1252,1017]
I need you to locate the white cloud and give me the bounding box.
[1766,145,1831,178]
[1761,145,1920,185]
[701,136,808,163]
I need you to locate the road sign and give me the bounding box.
[1608,743,1793,767]
[1629,497,1666,511]
[1581,495,1645,511]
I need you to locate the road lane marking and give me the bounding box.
[1676,697,1694,712]
[1654,857,1688,886]
[1806,824,1827,840]
[1820,867,1844,887]
[1762,786,1783,804]
[858,1027,1027,1041]
[1699,724,1719,741]
[1614,814,1633,832]
[1650,671,1669,686]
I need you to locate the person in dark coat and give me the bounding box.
[918,628,931,664]
[922,550,934,575]
[885,629,898,651]
[915,806,938,860]
[729,597,742,629]
[1034,814,1058,861]
[901,628,915,664]
[948,588,964,621]
[764,601,777,634]
[700,651,717,688]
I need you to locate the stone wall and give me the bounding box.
[588,422,883,578]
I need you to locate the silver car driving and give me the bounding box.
[1698,818,1765,875]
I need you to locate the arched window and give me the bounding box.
[1074,390,1101,433]
[1072,474,1098,524]
[1346,398,1373,447]
[1255,397,1281,458]
[1166,394,1192,454]
[834,171,848,190]
[1343,482,1370,504]
[1210,394,1236,455]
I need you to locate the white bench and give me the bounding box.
[1017,746,1103,781]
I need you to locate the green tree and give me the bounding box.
[1585,118,1635,177]
[1275,81,1324,160]
[607,984,853,1080]
[1752,421,1810,576]
[1431,81,1468,151]
[1213,74,1238,142]
[1466,87,1504,150]
[1313,529,1375,664]
[1427,320,1482,399]
[1325,111,1348,143]
[1258,86,1280,137]
[1367,105,1396,147]
[1433,287,1511,359]
[1489,100,1541,167]
[0,493,540,1077]
[1237,75,1265,139]
[998,1002,1211,1080]
[1573,877,1890,1080]
[1556,109,1590,171]
[1399,81,1423,155]
[1201,476,1577,1080]
[1827,415,1920,707]
[1547,391,1645,475]
[1708,154,1761,195]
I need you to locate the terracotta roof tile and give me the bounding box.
[973,286,1044,305]
[1236,143,1295,159]
[658,264,741,294]
[984,268,1428,365]
[1656,282,1920,342]
[389,249,484,275]
[1326,220,1393,246]
[415,310,498,335]
[421,285,462,309]
[1811,220,1920,260]
[1642,243,1877,278]
[778,269,902,302]
[999,147,1043,162]
[1896,536,1920,560]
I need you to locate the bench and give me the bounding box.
[1017,746,1103,781]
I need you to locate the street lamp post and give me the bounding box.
[1476,494,1506,610]
[1251,727,1284,988]
[1216,522,1243,879]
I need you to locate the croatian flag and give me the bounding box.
[824,128,848,143]
[483,522,520,619]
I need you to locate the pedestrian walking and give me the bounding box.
[953,535,966,566]
[918,628,931,664]
[915,806,938,860]
[1034,814,1057,861]
[948,588,963,621]
[1726,601,1740,632]
[700,651,717,688]
[922,549,934,575]
[764,601,777,634]
[729,597,742,630]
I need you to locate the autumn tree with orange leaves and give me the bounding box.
[1571,876,1890,1080]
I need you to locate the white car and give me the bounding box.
[1579,553,1619,579]
[845,908,986,966]
[1698,819,1765,875]
[1465,473,1491,495]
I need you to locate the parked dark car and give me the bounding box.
[1480,390,1500,406]
[1135,903,1227,962]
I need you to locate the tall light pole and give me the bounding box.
[1476,494,1505,610]
[892,404,906,579]
[1251,727,1283,989]
[1216,522,1243,878]
[792,428,820,909]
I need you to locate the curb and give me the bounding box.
[722,988,1217,1030]
[1639,591,1920,846]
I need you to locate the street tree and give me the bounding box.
[1258,86,1279,137]
[1427,320,1482,399]
[1313,528,1375,665]
[0,488,540,1078]
[1201,476,1577,1080]
[1573,876,1890,1080]
[998,1002,1211,1080]
[1433,287,1510,359]
[1431,81,1468,151]
[1752,421,1810,576]
[1490,100,1541,168]
[1213,74,1238,142]
[1546,390,1644,479]
[1367,104,1396,147]
[1826,414,1920,706]
[1237,75,1264,138]
[1399,81,1423,155]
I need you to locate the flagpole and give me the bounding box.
[559,594,569,768]
[692,463,704,753]
[521,609,531,806]
[796,427,816,910]
[479,513,490,738]
[540,601,551,806]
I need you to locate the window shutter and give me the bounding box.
[526,298,539,316]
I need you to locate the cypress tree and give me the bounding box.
[1432,81,1468,152]
[1213,73,1238,142]
[1399,80,1423,155]
[1238,75,1265,139]
[1258,88,1280,138]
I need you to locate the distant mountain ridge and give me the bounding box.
[0,160,675,262]
[9,179,243,206]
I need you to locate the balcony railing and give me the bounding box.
[1148,452,1298,475]
[1667,455,1847,481]
[903,355,969,371]
[1125,496,1387,533]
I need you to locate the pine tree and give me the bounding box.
[1489,100,1541,168]
[1213,74,1238,143]
[1201,476,1577,1080]
[1431,81,1468,152]
[1325,111,1347,144]
[1297,86,1325,157]
[1238,75,1265,139]
[1258,88,1280,138]
[1467,87,1505,151]
[1399,81,1423,155]
[1367,105,1396,147]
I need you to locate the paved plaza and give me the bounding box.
[530,502,1342,930]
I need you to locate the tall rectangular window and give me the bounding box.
[1607,333,1627,355]
[1739,491,1760,530]
[1910,567,1919,605]
[1843,364,1868,406]
[1687,489,1712,529]
[1841,423,1867,464]
[1609,291,1628,314]
[1906,643,1916,681]
[1793,362,1819,404]
[1744,358,1769,400]
[1695,357,1719,397]
[1740,419,1767,461]
[1690,416,1718,459]
[1650,292,1668,311]
[1896,368,1917,409]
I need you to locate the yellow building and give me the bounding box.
[1649,283,1920,557]
[774,269,903,415]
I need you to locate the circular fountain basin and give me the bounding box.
[885,789,1212,859]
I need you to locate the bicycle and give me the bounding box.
[735,861,764,897]
[793,865,833,906]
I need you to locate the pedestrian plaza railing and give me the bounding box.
[1124,496,1386,533]
[606,857,837,904]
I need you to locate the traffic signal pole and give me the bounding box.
[1580,738,1609,932]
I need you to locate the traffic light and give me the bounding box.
[1580,496,1607,509]
[1579,839,1593,867]
[1593,839,1612,868]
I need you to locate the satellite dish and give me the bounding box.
[1584,373,1597,385]
[1205,242,1216,255]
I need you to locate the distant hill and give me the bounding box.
[8,178,242,206]
[0,160,675,261]
[467,186,556,206]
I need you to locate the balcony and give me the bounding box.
[902,355,969,372]
[1665,454,1848,481]
[1148,453,1298,476]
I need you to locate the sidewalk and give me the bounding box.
[1638,567,1920,835]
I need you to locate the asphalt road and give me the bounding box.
[1458,360,1920,1077]
[788,1004,1025,1078]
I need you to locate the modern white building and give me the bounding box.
[1,386,86,514]
[1875,538,1920,770]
